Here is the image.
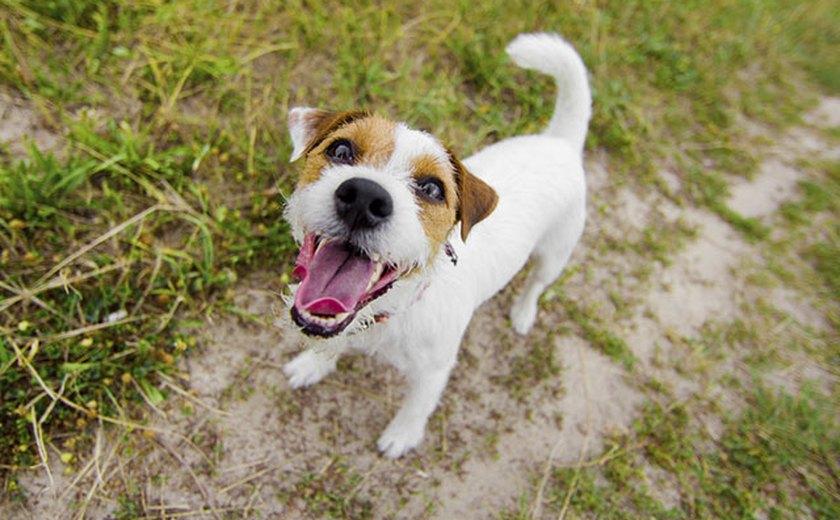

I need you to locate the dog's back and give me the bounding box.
[451,33,591,332]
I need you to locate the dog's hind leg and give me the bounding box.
[510,206,585,335]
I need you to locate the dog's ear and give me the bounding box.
[287,107,370,162]
[449,149,498,242]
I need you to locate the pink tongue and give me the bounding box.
[295,241,375,315]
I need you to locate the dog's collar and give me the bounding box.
[375,312,390,323]
[353,310,392,332]
[349,275,433,334]
[444,241,458,266]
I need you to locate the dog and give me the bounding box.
[281,33,591,458]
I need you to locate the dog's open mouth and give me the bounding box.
[291,233,401,337]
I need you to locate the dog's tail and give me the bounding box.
[506,33,592,154]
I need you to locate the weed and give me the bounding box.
[0,146,94,227]
[778,160,840,329]
[277,458,373,519]
[496,331,561,401]
[560,297,636,370]
[683,164,770,242]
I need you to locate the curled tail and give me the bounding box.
[506,33,592,154]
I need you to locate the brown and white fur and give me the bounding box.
[282,33,591,457]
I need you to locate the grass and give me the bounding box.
[0,0,839,515]
[276,458,373,519]
[503,386,839,519]
[801,162,840,297]
[495,329,562,401]
[560,297,637,370]
[779,158,840,329]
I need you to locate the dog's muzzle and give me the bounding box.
[289,178,403,337]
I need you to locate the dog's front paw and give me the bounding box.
[377,418,425,459]
[510,298,538,335]
[283,350,336,389]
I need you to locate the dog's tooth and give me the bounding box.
[366,263,383,292]
[370,252,380,262]
[299,306,349,330]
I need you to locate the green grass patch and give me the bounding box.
[495,331,562,401]
[276,458,373,519]
[560,297,636,370]
[683,165,771,242]
[811,237,840,298]
[601,217,699,269]
[0,120,292,484]
[505,386,839,518]
[804,163,840,301]
[779,160,840,329]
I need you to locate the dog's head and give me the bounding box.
[283,107,498,337]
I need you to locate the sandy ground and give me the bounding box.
[0,89,60,156]
[2,95,838,519]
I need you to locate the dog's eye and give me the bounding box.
[325,139,357,165]
[415,177,446,203]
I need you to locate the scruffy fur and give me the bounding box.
[282,33,591,458]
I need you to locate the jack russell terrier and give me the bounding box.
[281,33,591,458]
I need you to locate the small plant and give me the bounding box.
[0,146,94,228]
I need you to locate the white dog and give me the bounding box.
[282,33,591,458]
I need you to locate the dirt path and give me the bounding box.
[5,97,839,519]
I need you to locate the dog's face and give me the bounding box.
[284,107,498,337]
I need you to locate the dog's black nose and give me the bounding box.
[335,178,393,230]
